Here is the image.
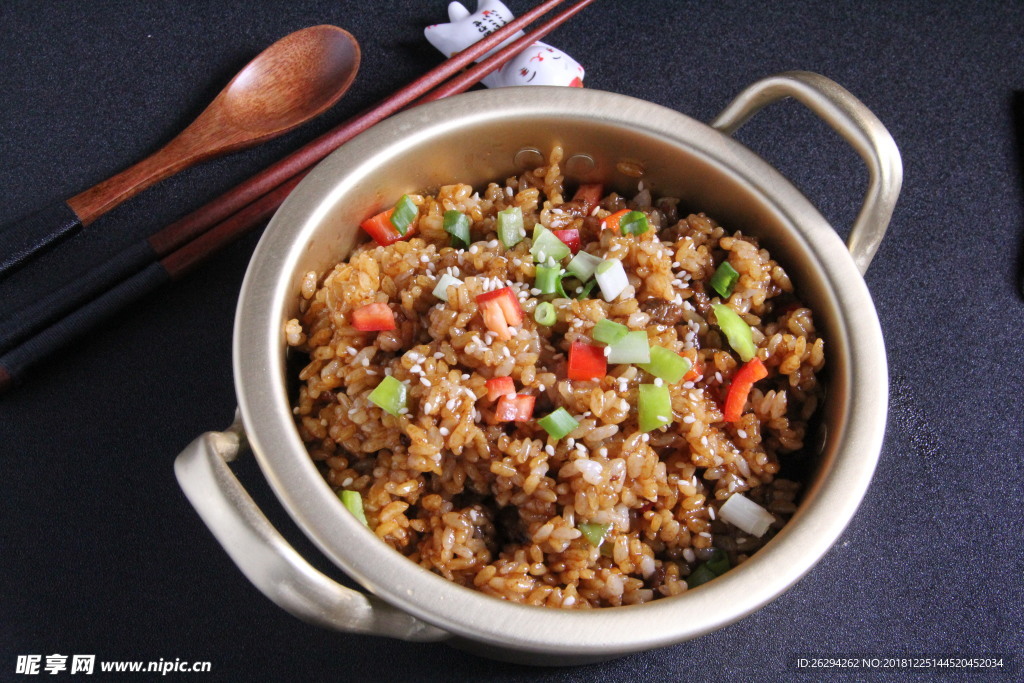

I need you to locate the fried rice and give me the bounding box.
[286,146,825,609]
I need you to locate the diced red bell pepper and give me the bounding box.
[495,394,536,422]
[572,184,604,214]
[351,302,396,332]
[681,348,702,382]
[567,341,607,381]
[722,357,768,422]
[360,207,416,246]
[476,287,524,341]
[552,228,581,254]
[486,376,515,402]
[602,208,631,234]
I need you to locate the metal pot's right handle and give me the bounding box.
[711,70,903,274]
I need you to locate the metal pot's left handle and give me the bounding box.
[173,417,448,642]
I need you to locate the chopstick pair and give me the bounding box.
[0,0,597,393]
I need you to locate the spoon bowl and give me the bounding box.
[214,25,361,141]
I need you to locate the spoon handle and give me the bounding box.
[0,202,83,278]
[66,131,214,226]
[0,125,230,279]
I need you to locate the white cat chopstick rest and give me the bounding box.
[424,0,585,89]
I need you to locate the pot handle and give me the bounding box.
[173,416,448,642]
[710,70,903,274]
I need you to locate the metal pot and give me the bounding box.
[175,71,901,665]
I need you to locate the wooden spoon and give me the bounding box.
[1,25,360,277]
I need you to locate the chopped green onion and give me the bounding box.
[619,210,650,235]
[389,194,418,236]
[594,258,629,302]
[576,279,598,300]
[718,492,775,537]
[497,206,525,248]
[638,383,672,432]
[538,407,578,439]
[686,563,717,588]
[534,265,562,295]
[711,304,757,362]
[592,319,629,345]
[443,210,471,248]
[534,301,557,326]
[431,273,463,302]
[686,548,731,588]
[566,251,603,281]
[638,346,692,384]
[710,261,740,298]
[368,375,407,417]
[339,490,369,527]
[607,330,650,364]
[530,225,571,263]
[705,548,731,576]
[578,522,610,547]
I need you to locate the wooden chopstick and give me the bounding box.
[0,0,597,392]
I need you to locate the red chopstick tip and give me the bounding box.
[0,365,15,395]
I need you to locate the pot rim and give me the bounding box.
[233,86,887,656]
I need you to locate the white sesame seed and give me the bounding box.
[469,245,479,254]
[346,346,357,356]
[709,507,717,520]
[398,407,409,415]
[715,372,723,383]
[657,415,668,422]
[603,346,612,357]
[439,427,450,436]
[544,445,555,456]
[537,384,546,392]
[341,477,354,487]
[361,358,370,367]
[653,377,663,387]
[410,364,422,374]
[420,255,430,263]
[487,240,499,249]
[530,288,542,296]
[598,448,608,457]
[420,377,431,387]
[700,435,708,446]
[433,352,444,359]
[461,374,471,381]
[682,414,696,424]
[737,429,747,439]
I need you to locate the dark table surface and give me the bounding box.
[2,1,1022,680]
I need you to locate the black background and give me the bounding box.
[1,1,1021,680]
